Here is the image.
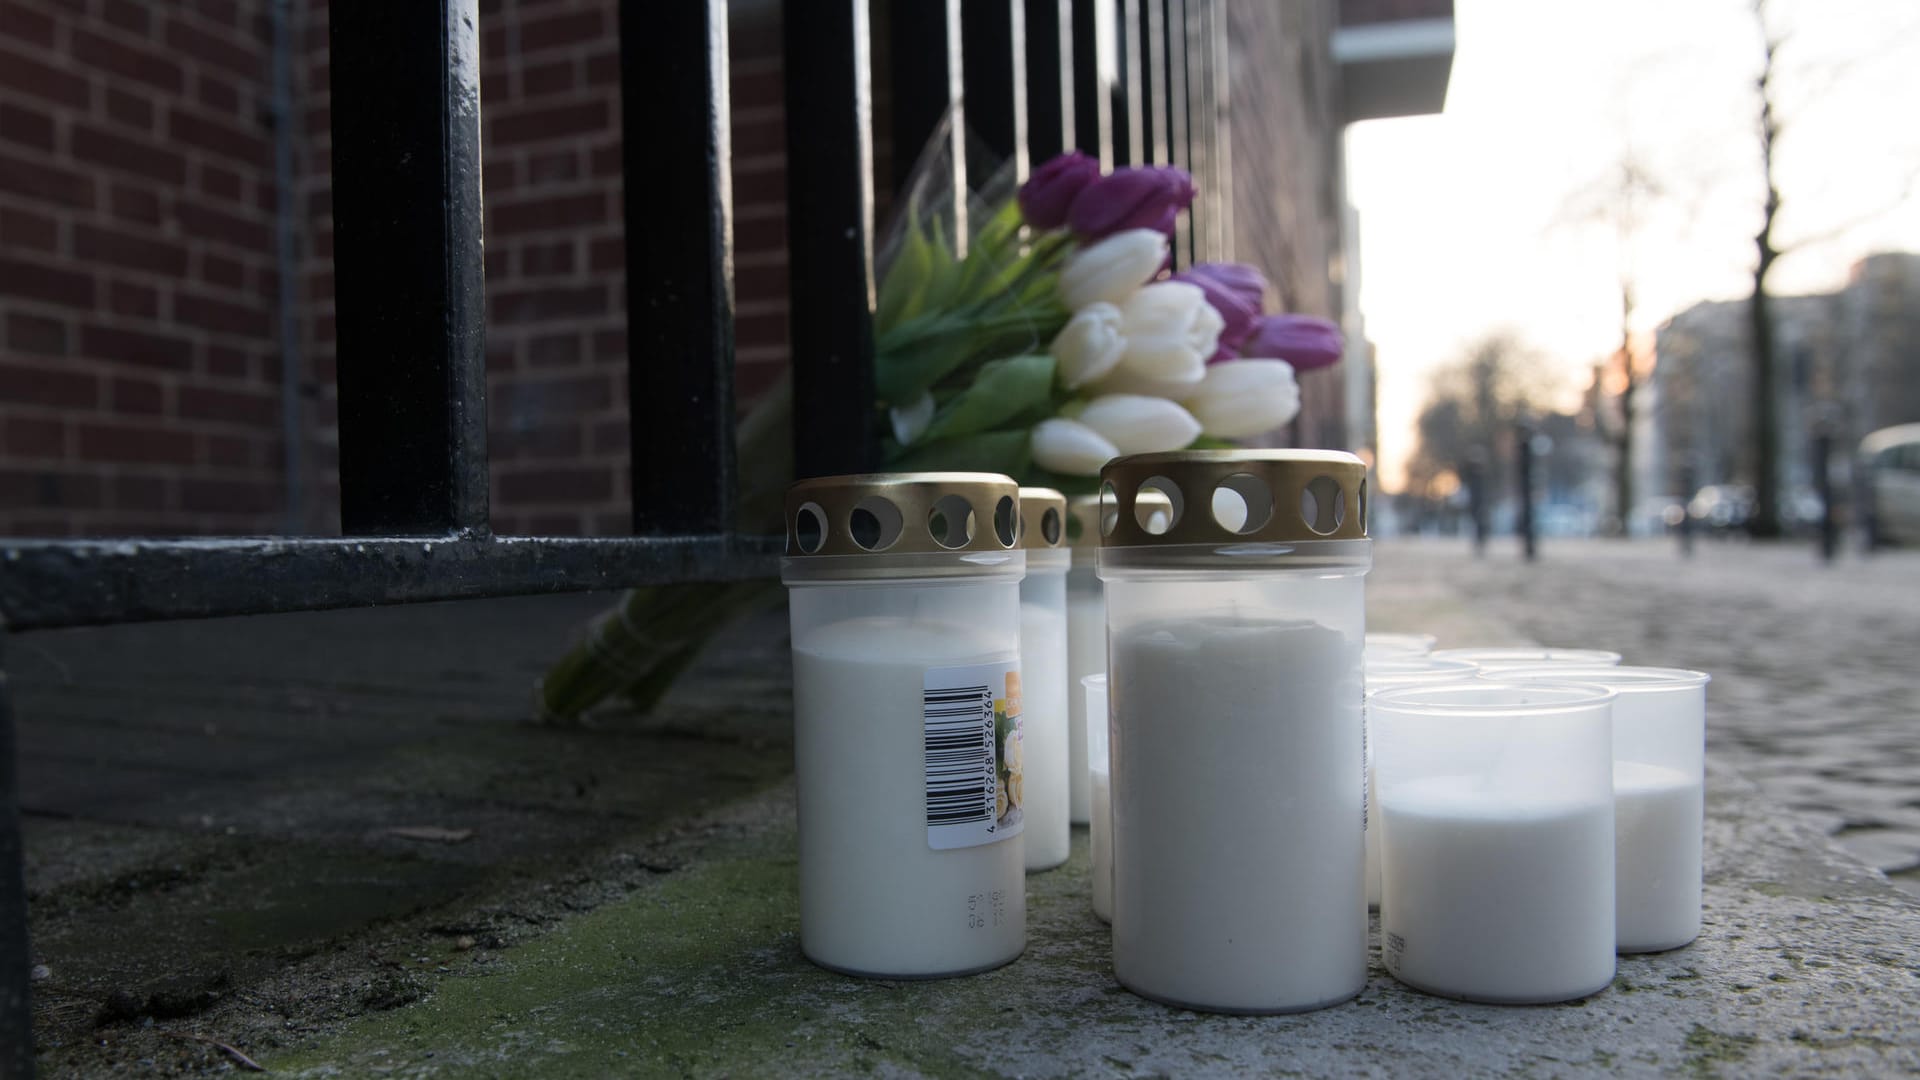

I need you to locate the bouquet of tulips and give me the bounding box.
[535,143,1344,722]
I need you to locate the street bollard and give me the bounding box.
[1515,423,1538,563]
[1677,465,1695,559]
[1815,433,1838,565]
[1465,458,1488,559]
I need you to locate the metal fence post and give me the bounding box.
[1516,422,1539,563]
[0,629,33,1080]
[329,0,490,536]
[622,0,738,536]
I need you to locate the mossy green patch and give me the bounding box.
[276,829,1112,1079]
[1683,1024,1757,1078]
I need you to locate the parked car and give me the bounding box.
[1687,485,1754,534]
[1860,423,1920,546]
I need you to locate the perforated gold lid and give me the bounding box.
[1017,487,1067,550]
[1098,449,1369,546]
[1067,490,1171,547]
[785,472,1021,557]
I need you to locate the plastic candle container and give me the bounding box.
[1083,674,1113,923]
[1480,665,1712,953]
[1064,496,1105,827]
[1101,450,1370,1014]
[1371,683,1618,1004]
[1363,656,1483,909]
[1366,632,1438,657]
[1064,493,1167,826]
[1433,646,1623,672]
[782,473,1027,978]
[1018,488,1072,872]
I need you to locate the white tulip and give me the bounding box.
[1057,229,1170,311]
[1076,394,1203,455]
[1183,359,1301,438]
[1113,281,1222,387]
[1050,302,1128,389]
[1031,418,1121,476]
[888,391,937,446]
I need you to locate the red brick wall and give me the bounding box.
[3,0,792,538]
[0,0,288,535]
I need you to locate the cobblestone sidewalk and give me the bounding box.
[1371,537,1920,896]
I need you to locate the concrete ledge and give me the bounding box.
[276,764,1920,1078]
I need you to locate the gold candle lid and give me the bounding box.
[1067,490,1171,547]
[1017,487,1067,550]
[785,472,1021,557]
[1098,449,1369,546]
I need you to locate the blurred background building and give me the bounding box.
[0,0,1452,538]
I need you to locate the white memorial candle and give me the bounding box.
[1110,614,1364,1011]
[783,474,1028,980]
[1083,674,1113,922]
[1372,682,1618,1004]
[1363,655,1481,909]
[1017,488,1072,872]
[1065,566,1104,825]
[1379,777,1616,1003]
[1483,665,1711,953]
[1100,451,1371,1014]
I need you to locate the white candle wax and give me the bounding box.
[792,616,1026,977]
[1380,775,1615,1003]
[1090,766,1112,922]
[1065,588,1105,824]
[1614,760,1704,952]
[1020,600,1071,870]
[1110,615,1365,1012]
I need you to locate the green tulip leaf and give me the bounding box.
[921,354,1058,442]
[876,218,936,334]
[885,429,1033,475]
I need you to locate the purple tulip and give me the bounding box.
[1238,314,1344,371]
[1173,262,1269,347]
[1067,165,1197,240]
[1019,151,1101,230]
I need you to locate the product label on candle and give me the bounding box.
[923,660,1024,850]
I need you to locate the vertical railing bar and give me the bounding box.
[1024,0,1069,166]
[1165,0,1191,263]
[962,0,1022,175]
[1010,0,1031,180]
[889,0,966,243]
[786,0,878,478]
[1072,0,1112,168]
[329,1,489,536]
[1211,0,1233,257]
[622,0,737,536]
[1115,0,1139,165]
[1187,0,1214,260]
[1056,0,1076,159]
[1143,0,1166,166]
[0,644,31,1080]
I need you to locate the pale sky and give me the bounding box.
[1346,0,1920,492]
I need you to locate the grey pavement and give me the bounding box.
[12,538,1920,1076]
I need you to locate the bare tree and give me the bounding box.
[1565,157,1662,535]
[1408,332,1557,505]
[1747,0,1786,538]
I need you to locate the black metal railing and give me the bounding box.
[0,2,1229,1072]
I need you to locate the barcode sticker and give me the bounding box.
[924,659,1023,850]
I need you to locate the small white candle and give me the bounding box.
[1065,571,1104,825]
[1372,682,1617,1004]
[1019,594,1070,870]
[1083,674,1112,923]
[1380,776,1616,1003]
[1481,666,1711,953]
[1363,656,1482,909]
[1614,760,1703,950]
